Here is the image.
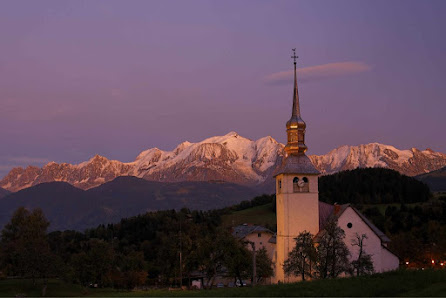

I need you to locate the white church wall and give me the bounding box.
[275,173,320,283]
[277,193,320,236]
[381,246,400,272]
[276,174,320,237]
[337,207,383,272]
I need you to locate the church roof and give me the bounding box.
[273,154,320,177]
[318,201,335,230]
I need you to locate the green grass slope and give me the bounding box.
[221,202,276,229]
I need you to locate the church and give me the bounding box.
[236,51,399,284]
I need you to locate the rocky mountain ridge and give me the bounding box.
[1,132,445,192]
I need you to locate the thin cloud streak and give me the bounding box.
[0,157,52,178]
[7,156,52,164]
[264,61,372,85]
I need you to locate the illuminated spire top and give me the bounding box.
[291,48,301,118]
[273,50,319,177]
[285,49,307,156]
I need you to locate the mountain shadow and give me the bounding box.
[0,187,11,199]
[0,177,260,231]
[415,166,446,192]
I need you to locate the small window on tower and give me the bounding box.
[301,177,309,192]
[293,177,299,192]
[258,233,261,237]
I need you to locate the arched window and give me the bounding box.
[302,177,309,192]
[278,179,282,193]
[293,177,299,192]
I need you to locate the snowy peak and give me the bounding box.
[131,132,283,185]
[309,143,446,176]
[1,134,445,192]
[173,141,192,155]
[225,131,239,137]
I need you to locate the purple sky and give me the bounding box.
[1,0,445,177]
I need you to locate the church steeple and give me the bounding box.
[291,49,301,119]
[273,50,320,284]
[284,49,307,156]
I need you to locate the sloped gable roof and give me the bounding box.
[319,201,335,230]
[232,224,274,239]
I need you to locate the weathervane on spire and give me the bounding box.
[291,48,298,65]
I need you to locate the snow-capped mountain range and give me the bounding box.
[1,132,446,192]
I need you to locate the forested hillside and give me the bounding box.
[1,168,444,292]
[0,177,258,231]
[319,168,431,204]
[415,166,446,192]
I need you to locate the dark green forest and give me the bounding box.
[0,168,445,293]
[319,167,432,204]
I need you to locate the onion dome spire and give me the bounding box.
[284,49,307,156]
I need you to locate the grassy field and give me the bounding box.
[221,203,276,228]
[220,200,429,230]
[1,269,445,297]
[220,191,445,230]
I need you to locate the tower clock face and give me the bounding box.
[298,180,305,188]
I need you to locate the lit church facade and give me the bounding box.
[236,51,399,284]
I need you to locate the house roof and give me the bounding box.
[232,224,274,239]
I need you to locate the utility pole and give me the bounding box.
[248,241,256,286]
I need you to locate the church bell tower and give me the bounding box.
[273,49,320,283]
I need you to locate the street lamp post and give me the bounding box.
[247,241,256,287]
